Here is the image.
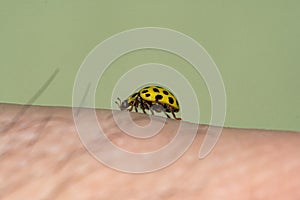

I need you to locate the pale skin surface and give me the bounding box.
[0,103,300,200]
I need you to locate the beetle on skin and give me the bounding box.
[115,85,181,120]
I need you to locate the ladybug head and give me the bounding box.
[115,97,129,111]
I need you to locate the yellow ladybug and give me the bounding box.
[115,85,181,120]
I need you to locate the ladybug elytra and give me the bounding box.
[115,85,181,120]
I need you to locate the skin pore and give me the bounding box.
[0,103,300,200]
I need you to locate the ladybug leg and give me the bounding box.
[143,102,153,115]
[149,107,155,115]
[139,100,147,114]
[133,99,139,112]
[141,105,147,114]
[171,109,182,120]
[146,106,153,115]
[128,104,134,112]
[134,99,141,112]
[164,112,171,118]
[128,101,138,112]
[142,100,153,115]
[134,105,138,112]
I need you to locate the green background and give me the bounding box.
[0,0,299,131]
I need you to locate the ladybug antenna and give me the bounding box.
[115,97,121,107]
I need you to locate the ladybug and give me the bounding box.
[115,85,181,120]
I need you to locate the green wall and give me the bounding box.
[0,0,299,131]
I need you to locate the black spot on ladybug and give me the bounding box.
[163,90,169,95]
[155,94,163,100]
[141,90,148,93]
[145,93,150,97]
[153,88,159,93]
[168,97,174,104]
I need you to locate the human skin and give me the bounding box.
[0,103,300,200]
